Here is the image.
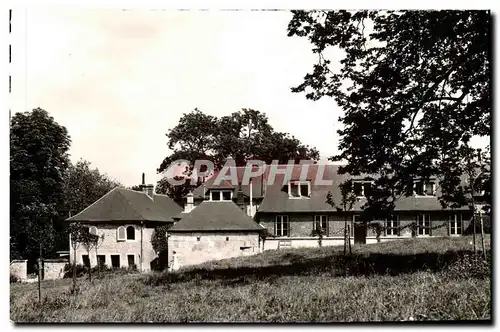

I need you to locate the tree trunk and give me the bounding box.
[343,216,348,256]
[471,199,477,257]
[38,243,42,304]
[480,212,487,260]
[87,250,92,283]
[72,244,77,293]
[348,225,352,255]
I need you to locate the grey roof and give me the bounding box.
[256,164,470,213]
[66,188,183,223]
[192,167,266,199]
[168,201,264,232]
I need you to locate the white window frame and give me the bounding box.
[314,215,328,235]
[417,214,431,236]
[275,215,290,237]
[449,214,463,236]
[117,225,137,242]
[352,181,373,198]
[288,181,310,198]
[385,215,399,236]
[210,190,233,201]
[413,180,436,197]
[89,226,98,235]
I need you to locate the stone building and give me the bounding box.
[66,180,182,272]
[168,200,264,269]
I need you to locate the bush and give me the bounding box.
[443,253,491,279]
[10,274,19,283]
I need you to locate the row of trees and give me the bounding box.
[10,108,122,264]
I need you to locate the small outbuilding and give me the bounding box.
[168,201,265,269]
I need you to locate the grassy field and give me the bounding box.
[10,236,491,323]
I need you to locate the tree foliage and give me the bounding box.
[157,108,320,198]
[63,159,123,217]
[289,10,491,214]
[10,108,71,261]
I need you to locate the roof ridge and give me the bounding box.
[66,187,119,221]
[117,190,148,220]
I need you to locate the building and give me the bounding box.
[66,179,182,272]
[168,199,264,269]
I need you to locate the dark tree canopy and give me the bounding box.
[63,159,123,217]
[10,108,71,260]
[288,10,491,214]
[157,108,320,198]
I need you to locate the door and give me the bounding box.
[354,223,367,244]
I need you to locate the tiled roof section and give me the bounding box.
[256,164,470,213]
[66,188,183,222]
[168,201,264,232]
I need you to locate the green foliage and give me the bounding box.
[157,108,320,198]
[289,10,491,217]
[10,108,71,261]
[10,274,20,283]
[151,224,171,255]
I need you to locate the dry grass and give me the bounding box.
[10,235,491,323]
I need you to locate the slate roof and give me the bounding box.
[66,187,183,223]
[168,201,264,232]
[256,164,470,213]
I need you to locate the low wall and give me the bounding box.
[43,259,68,280]
[264,235,416,250]
[10,260,28,281]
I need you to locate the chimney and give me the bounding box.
[184,192,194,213]
[236,183,245,211]
[140,173,154,198]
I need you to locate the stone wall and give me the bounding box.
[10,260,27,281]
[69,223,160,272]
[168,231,260,269]
[44,259,68,280]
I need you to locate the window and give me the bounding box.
[288,181,310,198]
[97,255,106,267]
[82,255,90,267]
[127,255,136,269]
[89,226,98,235]
[222,191,232,201]
[210,190,232,201]
[111,255,120,268]
[226,237,229,241]
[414,180,435,196]
[417,214,431,235]
[314,215,328,234]
[275,215,290,237]
[353,181,372,197]
[386,215,399,236]
[197,236,201,241]
[126,226,135,240]
[117,226,126,241]
[449,214,463,235]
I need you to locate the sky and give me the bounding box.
[10,9,344,187]
[9,8,490,187]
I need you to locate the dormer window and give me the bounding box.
[288,181,310,198]
[414,180,435,196]
[352,181,372,197]
[210,190,232,201]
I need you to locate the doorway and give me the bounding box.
[354,223,367,244]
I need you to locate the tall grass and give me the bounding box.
[10,236,491,323]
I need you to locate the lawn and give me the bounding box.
[10,236,491,323]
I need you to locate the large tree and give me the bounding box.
[288,10,491,215]
[10,108,71,261]
[63,159,123,217]
[157,108,320,198]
